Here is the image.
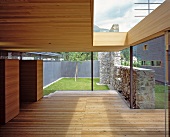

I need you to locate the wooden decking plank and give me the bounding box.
[0,90,166,137]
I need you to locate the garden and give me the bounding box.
[43,78,109,95]
[43,51,168,109]
[43,77,167,109]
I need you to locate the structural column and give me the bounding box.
[20,60,43,102]
[91,52,93,91]
[130,46,134,109]
[168,43,170,137]
[0,59,19,124]
[165,31,170,136]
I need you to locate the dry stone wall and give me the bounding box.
[99,52,155,109]
[110,66,155,109]
[98,52,121,84]
[98,52,111,84]
[135,68,155,109]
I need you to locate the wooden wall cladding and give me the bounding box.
[20,60,43,102]
[37,61,43,101]
[0,0,93,52]
[0,59,19,124]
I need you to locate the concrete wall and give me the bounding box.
[61,61,99,78]
[43,60,99,87]
[135,36,165,83]
[43,61,61,86]
[93,61,100,77]
[61,61,76,77]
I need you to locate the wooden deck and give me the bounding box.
[0,91,166,137]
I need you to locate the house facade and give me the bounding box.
[135,36,166,83]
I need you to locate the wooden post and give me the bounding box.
[91,52,93,91]
[0,59,19,124]
[130,46,133,109]
[20,60,43,102]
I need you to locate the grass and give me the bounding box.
[43,78,168,109]
[155,84,168,109]
[43,78,109,96]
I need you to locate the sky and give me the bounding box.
[94,0,165,32]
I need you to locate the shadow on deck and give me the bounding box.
[0,90,165,137]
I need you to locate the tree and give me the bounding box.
[61,52,92,81]
[121,48,130,61]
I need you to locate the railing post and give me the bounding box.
[130,46,133,109]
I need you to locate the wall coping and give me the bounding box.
[114,65,155,72]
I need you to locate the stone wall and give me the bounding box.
[98,52,111,84]
[110,66,155,109]
[98,52,155,109]
[135,68,155,109]
[98,52,121,84]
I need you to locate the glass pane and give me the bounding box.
[133,35,167,135]
[121,48,130,66]
[166,48,170,136]
[43,52,91,96]
[93,52,109,91]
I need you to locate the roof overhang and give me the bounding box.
[0,0,170,52]
[93,32,128,47]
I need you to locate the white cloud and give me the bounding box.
[94,0,131,14]
[94,0,165,32]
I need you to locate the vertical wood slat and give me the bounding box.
[20,60,43,102]
[0,59,19,124]
[0,60,5,124]
[37,60,43,101]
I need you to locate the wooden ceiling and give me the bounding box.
[94,0,170,48]
[0,0,170,52]
[0,0,89,51]
[0,0,125,52]
[93,32,127,47]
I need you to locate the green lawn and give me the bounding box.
[155,84,168,109]
[43,78,109,96]
[43,78,168,109]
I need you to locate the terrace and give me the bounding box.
[0,0,169,136]
[0,91,166,137]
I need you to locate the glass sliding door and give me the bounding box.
[93,52,114,91]
[43,52,92,95]
[165,37,170,136]
[133,35,167,136]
